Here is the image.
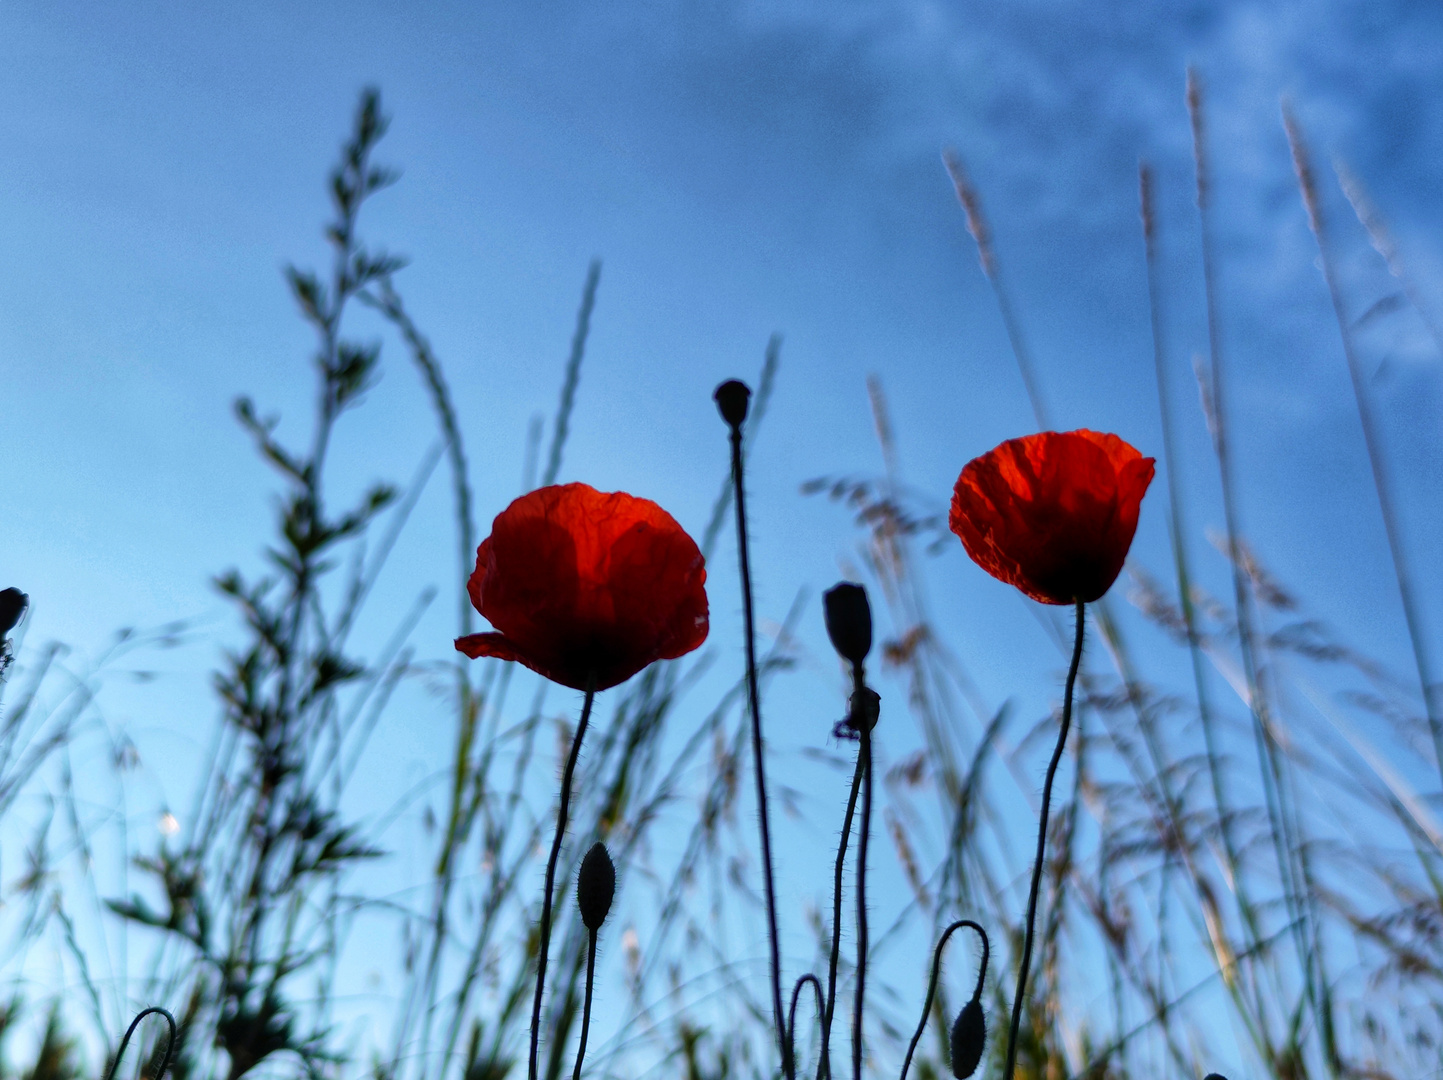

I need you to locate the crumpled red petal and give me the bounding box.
[454,483,708,690]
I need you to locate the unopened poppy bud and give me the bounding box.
[949,997,985,1079]
[1202,1075,1229,1080]
[577,841,616,931]
[0,590,28,637]
[713,380,751,428]
[823,582,872,666]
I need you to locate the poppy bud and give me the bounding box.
[949,997,985,1079]
[713,380,751,428]
[1203,1075,1229,1080]
[0,590,28,637]
[577,841,616,931]
[823,582,872,666]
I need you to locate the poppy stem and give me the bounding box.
[852,713,873,1080]
[103,1007,177,1080]
[1002,599,1084,1080]
[820,748,865,1080]
[571,927,599,1080]
[788,973,825,1075]
[722,407,790,1080]
[899,920,989,1080]
[529,676,597,1080]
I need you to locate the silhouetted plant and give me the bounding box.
[105,89,405,1080]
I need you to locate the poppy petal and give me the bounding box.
[458,483,708,690]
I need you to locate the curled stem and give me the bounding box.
[103,1007,177,1080]
[899,921,990,1080]
[572,928,599,1080]
[529,677,597,1080]
[788,973,825,1074]
[724,412,790,1078]
[1003,600,1085,1080]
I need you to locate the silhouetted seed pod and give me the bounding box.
[713,380,751,428]
[0,590,27,637]
[823,582,872,666]
[1202,1075,1229,1080]
[577,842,616,931]
[949,997,985,1080]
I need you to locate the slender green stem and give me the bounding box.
[820,743,866,1080]
[572,929,599,1080]
[900,920,989,1080]
[1003,600,1085,1080]
[529,678,597,1080]
[725,419,790,1079]
[852,720,874,1080]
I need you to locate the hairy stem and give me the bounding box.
[789,973,825,1075]
[726,420,789,1078]
[900,920,989,1080]
[1003,600,1084,1080]
[572,929,598,1080]
[821,750,865,1080]
[852,720,874,1080]
[529,679,596,1080]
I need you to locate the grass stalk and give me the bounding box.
[1283,106,1443,792]
[942,151,1052,430]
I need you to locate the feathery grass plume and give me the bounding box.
[941,150,1050,430]
[1284,105,1442,801]
[1333,156,1443,360]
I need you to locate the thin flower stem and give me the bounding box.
[789,974,825,1073]
[852,719,874,1080]
[725,420,790,1079]
[1003,600,1085,1080]
[899,920,989,1080]
[1140,160,1271,1031]
[529,677,597,1080]
[821,750,866,1080]
[572,928,599,1080]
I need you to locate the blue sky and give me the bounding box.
[1,0,1441,1072]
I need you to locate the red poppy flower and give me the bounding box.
[454,482,708,690]
[949,430,1155,605]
